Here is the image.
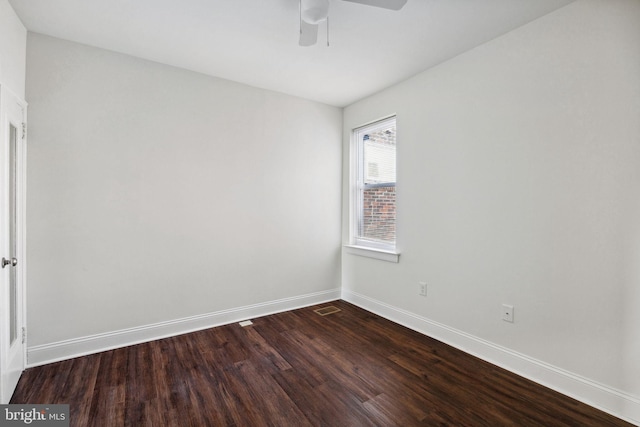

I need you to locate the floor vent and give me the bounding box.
[314,306,341,316]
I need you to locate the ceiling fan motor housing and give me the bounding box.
[301,0,330,24]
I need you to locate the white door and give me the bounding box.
[0,87,27,404]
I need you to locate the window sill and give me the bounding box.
[344,245,400,263]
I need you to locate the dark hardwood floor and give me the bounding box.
[11,300,633,426]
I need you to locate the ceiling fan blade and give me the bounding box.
[299,20,319,46]
[341,0,407,10]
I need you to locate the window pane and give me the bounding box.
[355,118,396,249]
[364,128,395,185]
[361,184,395,244]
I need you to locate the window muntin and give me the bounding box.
[352,116,397,251]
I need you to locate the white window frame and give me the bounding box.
[346,116,399,263]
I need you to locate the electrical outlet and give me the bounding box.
[419,281,427,296]
[502,304,514,323]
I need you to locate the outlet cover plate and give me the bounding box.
[502,304,514,323]
[419,281,427,296]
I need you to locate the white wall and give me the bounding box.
[342,0,640,420]
[0,0,26,98]
[25,34,342,347]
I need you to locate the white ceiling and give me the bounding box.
[9,0,574,107]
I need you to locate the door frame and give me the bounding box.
[0,84,27,404]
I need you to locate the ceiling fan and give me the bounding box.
[299,0,408,46]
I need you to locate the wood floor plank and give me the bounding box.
[10,300,634,426]
[362,392,428,426]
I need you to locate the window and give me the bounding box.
[349,116,398,260]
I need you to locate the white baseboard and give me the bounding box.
[342,289,640,426]
[27,288,341,368]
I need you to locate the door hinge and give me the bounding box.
[21,122,26,140]
[22,327,26,344]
